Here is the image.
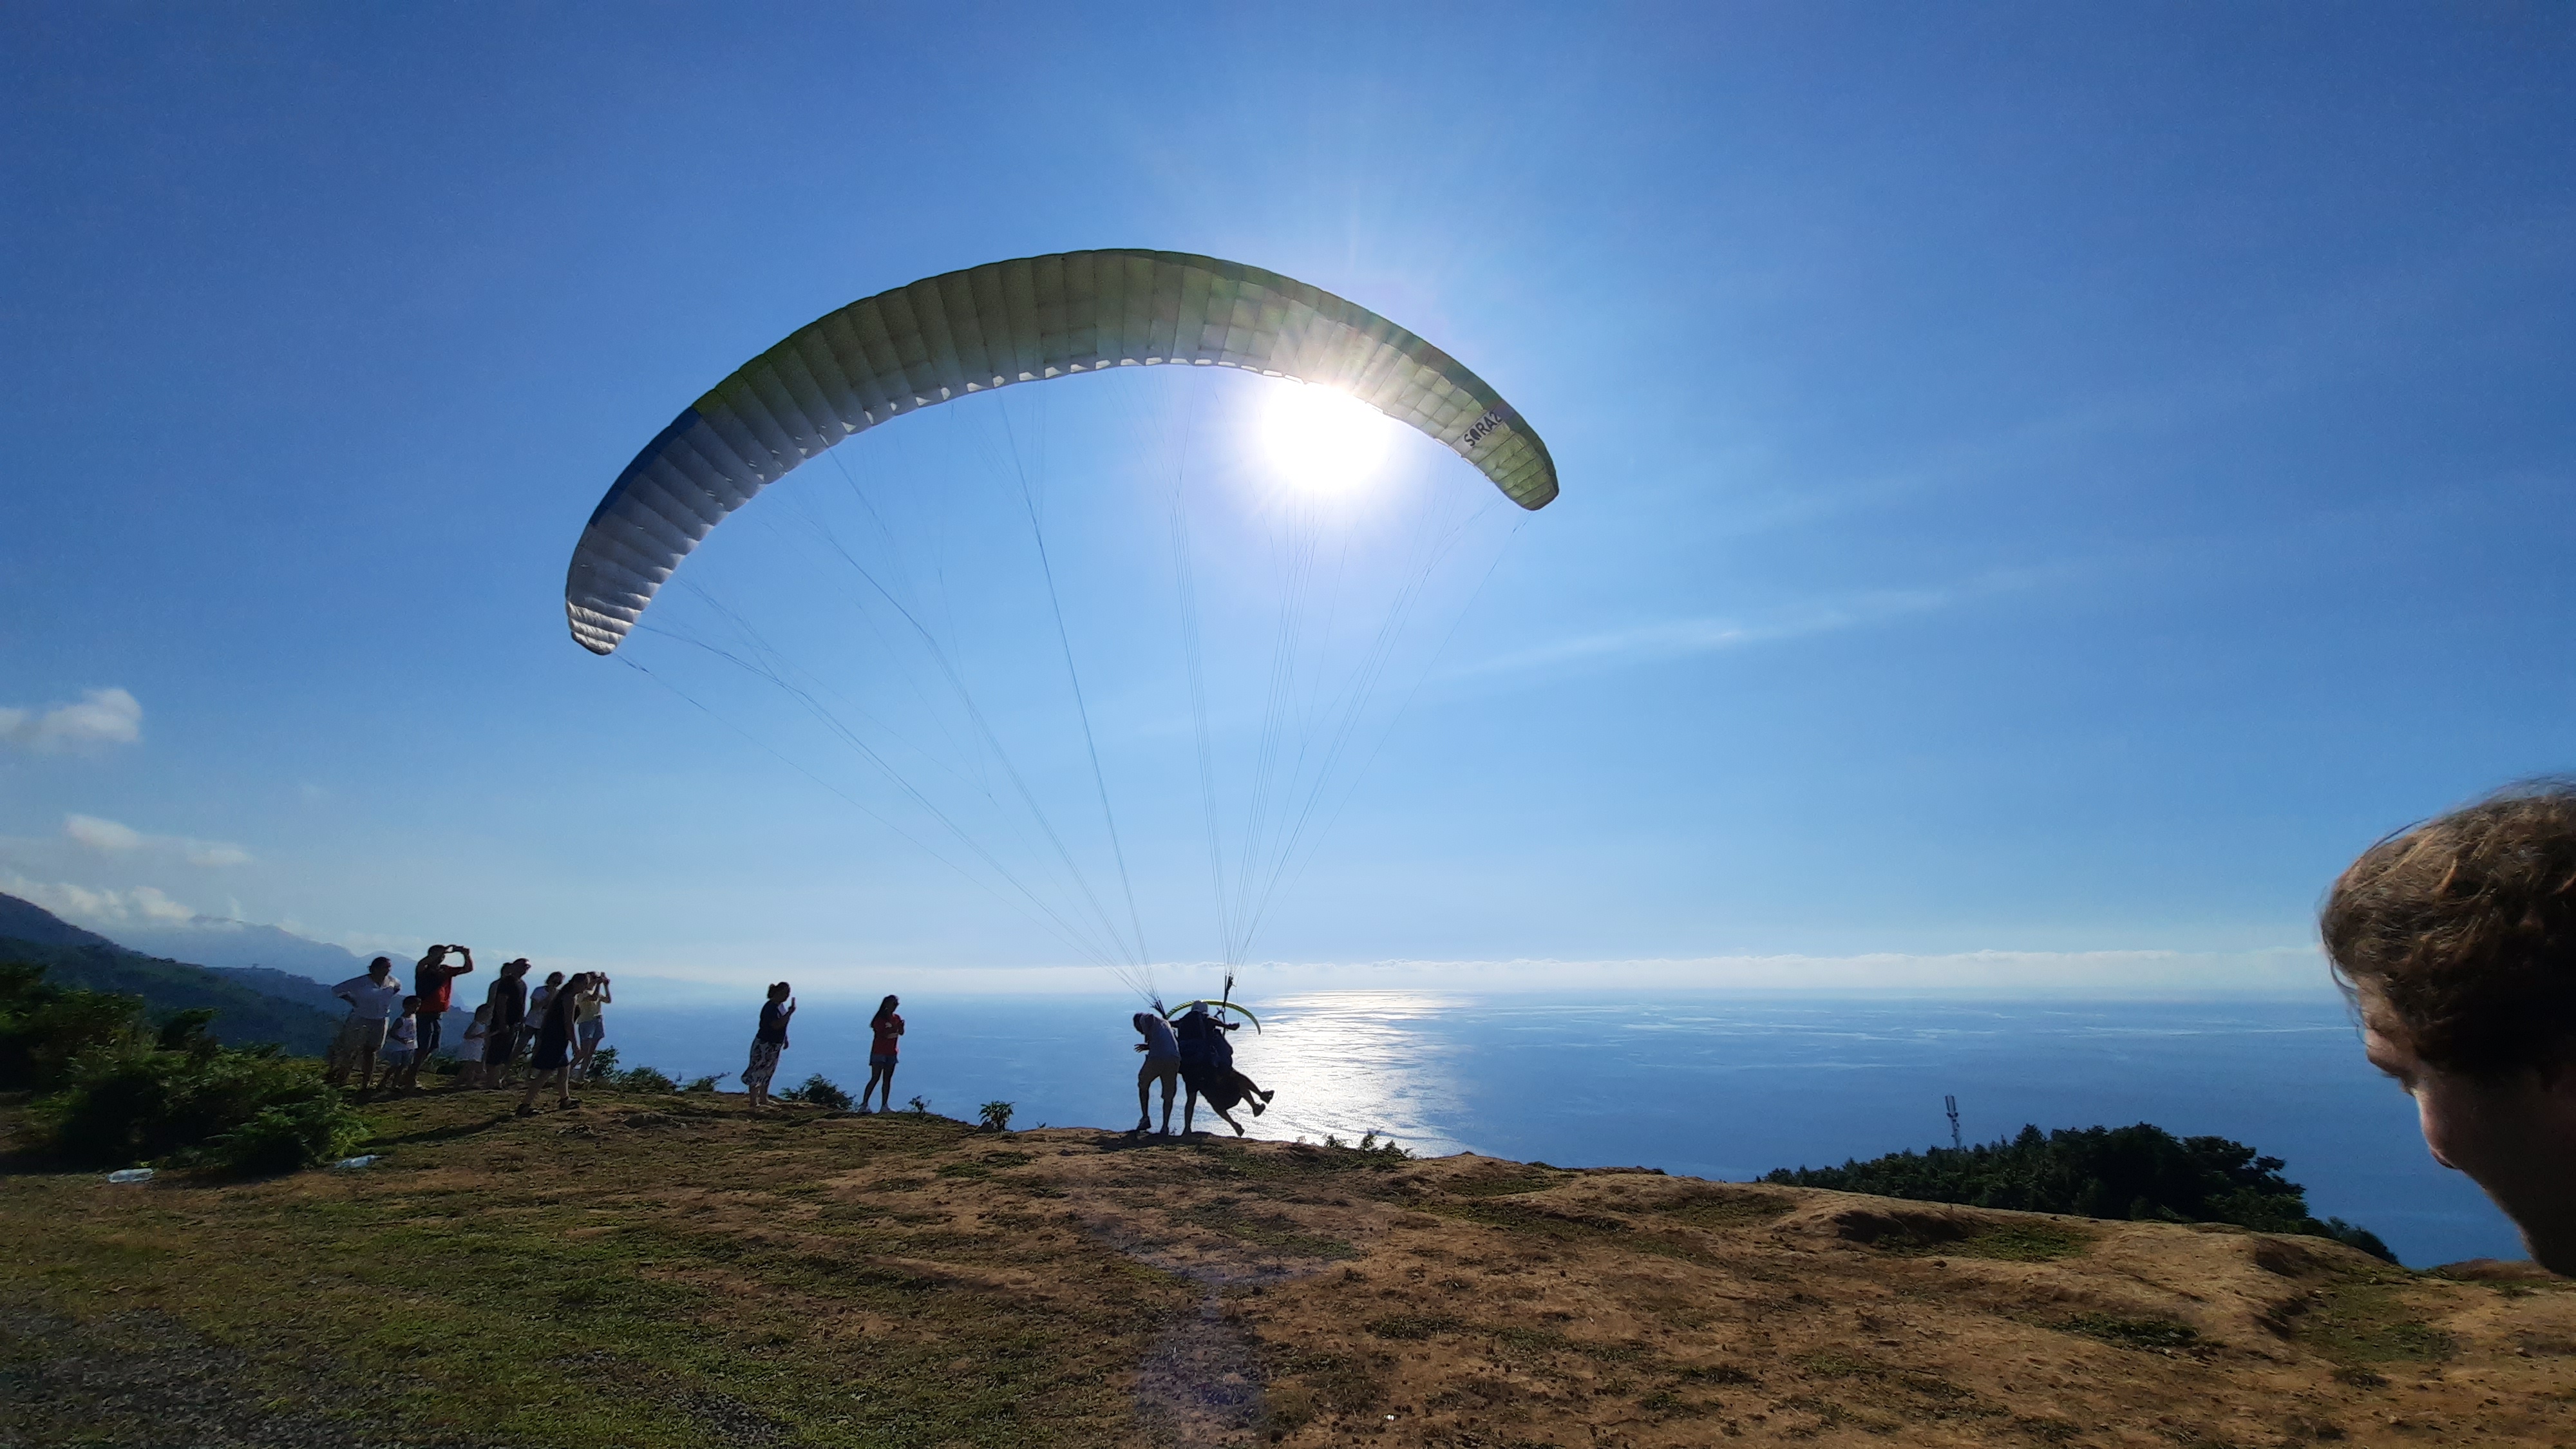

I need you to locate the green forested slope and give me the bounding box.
[0,936,337,1056]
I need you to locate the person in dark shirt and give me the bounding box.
[860,995,904,1114]
[480,959,531,1089]
[410,943,473,1083]
[1173,1003,1273,1137]
[518,971,590,1116]
[745,982,795,1112]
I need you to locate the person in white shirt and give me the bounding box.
[329,956,407,1090]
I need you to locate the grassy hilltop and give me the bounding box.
[6,1090,2575,1448]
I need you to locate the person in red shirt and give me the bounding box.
[861,994,904,1114]
[410,944,474,1087]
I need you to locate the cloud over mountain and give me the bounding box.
[0,688,142,752]
[63,814,252,867]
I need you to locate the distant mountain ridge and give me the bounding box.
[0,893,124,951]
[108,916,390,988]
[0,892,341,1055]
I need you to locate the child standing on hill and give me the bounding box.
[860,994,903,1114]
[457,1005,493,1089]
[382,996,422,1090]
[744,983,795,1112]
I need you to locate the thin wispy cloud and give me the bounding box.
[1448,566,2067,685]
[64,813,254,868]
[0,688,142,752]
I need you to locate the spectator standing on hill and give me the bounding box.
[573,974,612,1075]
[2326,782,2576,1276]
[518,972,589,1116]
[480,960,531,1088]
[412,944,474,1064]
[744,982,795,1112]
[383,996,422,1089]
[1133,1010,1181,1135]
[523,971,565,1066]
[457,1004,493,1089]
[860,994,903,1113]
[328,956,406,1090]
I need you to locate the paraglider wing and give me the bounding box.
[565,249,1558,655]
[1166,999,1262,1031]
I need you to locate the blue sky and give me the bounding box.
[3,5,2570,996]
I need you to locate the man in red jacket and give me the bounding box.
[409,944,474,1088]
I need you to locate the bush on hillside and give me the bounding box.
[781,1074,852,1110]
[1764,1122,2397,1263]
[210,1092,372,1176]
[33,1034,366,1172]
[5,961,366,1174]
[0,962,142,1090]
[580,1046,694,1094]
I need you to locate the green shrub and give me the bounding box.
[1763,1122,2398,1263]
[680,1073,725,1093]
[782,1074,852,1110]
[32,1039,363,1171]
[978,1099,1014,1131]
[209,1092,370,1175]
[3,963,367,1175]
[583,1048,687,1092]
[0,962,145,1090]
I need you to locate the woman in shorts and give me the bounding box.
[860,994,903,1113]
[573,974,611,1075]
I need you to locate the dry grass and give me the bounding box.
[7,1092,2576,1447]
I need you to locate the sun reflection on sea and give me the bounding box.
[1229,992,1470,1156]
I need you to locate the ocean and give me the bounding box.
[590,990,2519,1271]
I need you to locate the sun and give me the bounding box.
[1260,383,1392,499]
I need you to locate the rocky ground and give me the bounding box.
[4,1090,2569,1447]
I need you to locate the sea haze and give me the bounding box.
[594,990,2515,1270]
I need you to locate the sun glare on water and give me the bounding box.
[1261,383,1392,500]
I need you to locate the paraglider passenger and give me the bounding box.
[382,996,422,1090]
[518,972,589,1116]
[860,995,903,1113]
[744,982,795,1112]
[1133,1010,1182,1135]
[1175,1003,1271,1137]
[2325,782,2576,1276]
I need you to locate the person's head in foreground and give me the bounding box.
[2324,780,2576,1273]
[368,956,393,980]
[768,981,791,1003]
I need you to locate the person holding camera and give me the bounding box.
[573,972,612,1075]
[744,982,795,1112]
[410,943,474,1082]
